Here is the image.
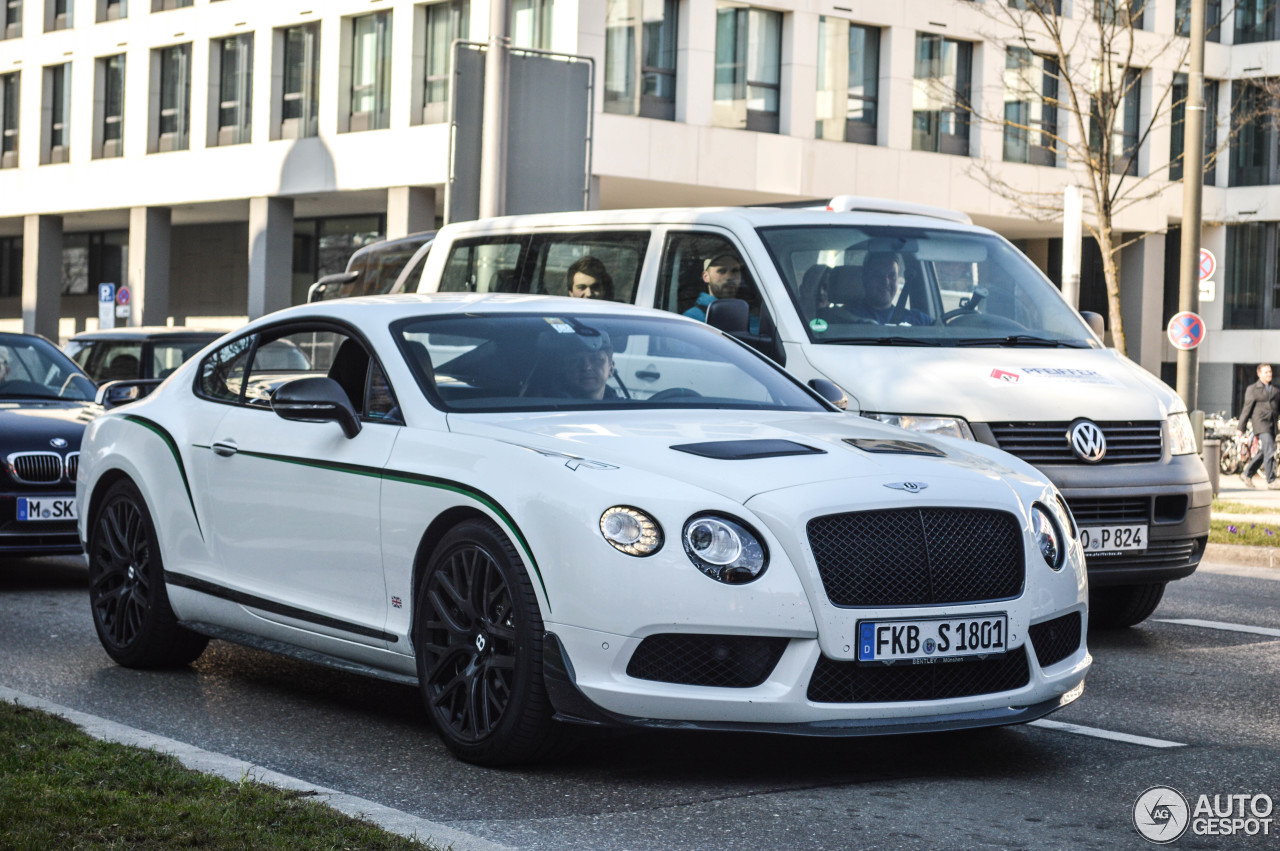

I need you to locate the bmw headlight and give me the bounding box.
[682,514,768,583]
[864,413,974,441]
[1031,503,1064,570]
[1167,412,1197,456]
[600,506,663,556]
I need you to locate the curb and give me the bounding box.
[1204,542,1280,569]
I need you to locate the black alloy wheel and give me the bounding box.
[415,519,562,765]
[88,479,208,668]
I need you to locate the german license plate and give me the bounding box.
[1079,524,1146,553]
[17,496,77,522]
[857,614,1008,663]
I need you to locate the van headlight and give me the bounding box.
[682,514,768,583]
[1031,503,1064,570]
[1167,412,1197,455]
[600,506,663,556]
[864,413,974,441]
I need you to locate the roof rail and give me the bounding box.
[822,195,972,225]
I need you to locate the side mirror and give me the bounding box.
[271,377,362,438]
[705,298,750,334]
[1080,310,1105,340]
[809,378,849,410]
[95,379,162,409]
[307,271,359,303]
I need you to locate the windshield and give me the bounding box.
[0,333,95,400]
[393,312,828,413]
[757,225,1098,348]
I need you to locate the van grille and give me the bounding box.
[988,421,1163,464]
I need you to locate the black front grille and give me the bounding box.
[9,453,64,484]
[1067,497,1150,525]
[626,634,789,688]
[989,421,1163,464]
[807,648,1031,703]
[807,508,1024,607]
[1029,612,1082,669]
[65,452,79,481]
[1085,536,1204,569]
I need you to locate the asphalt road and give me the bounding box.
[2,555,1278,850]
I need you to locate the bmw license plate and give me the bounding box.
[17,496,77,522]
[1079,524,1146,553]
[857,614,1008,663]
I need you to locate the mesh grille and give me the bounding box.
[1029,612,1082,669]
[807,508,1024,607]
[9,452,65,484]
[989,421,1163,464]
[626,634,789,688]
[807,648,1031,703]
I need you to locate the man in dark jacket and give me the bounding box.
[1239,363,1280,487]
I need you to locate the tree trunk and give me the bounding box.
[1095,228,1127,356]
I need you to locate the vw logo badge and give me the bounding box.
[884,481,928,493]
[1068,419,1107,463]
[50,438,68,449]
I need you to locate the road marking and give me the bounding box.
[1154,618,1280,638]
[0,686,514,851]
[1028,719,1186,749]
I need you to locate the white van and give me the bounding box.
[406,201,1211,627]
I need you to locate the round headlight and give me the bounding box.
[1031,504,1063,570]
[600,506,663,556]
[682,514,768,583]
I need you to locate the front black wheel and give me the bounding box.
[1089,582,1166,629]
[414,519,564,765]
[88,479,208,667]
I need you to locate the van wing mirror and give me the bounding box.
[95,379,162,409]
[1080,311,1105,340]
[809,378,849,410]
[705,298,750,335]
[270,377,362,438]
[307,271,359,303]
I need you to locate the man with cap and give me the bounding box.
[684,252,744,321]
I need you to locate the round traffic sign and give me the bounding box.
[1167,311,1205,351]
[116,285,131,306]
[1198,248,1216,281]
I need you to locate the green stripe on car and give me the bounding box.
[122,414,203,541]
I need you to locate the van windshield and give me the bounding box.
[756,225,1098,348]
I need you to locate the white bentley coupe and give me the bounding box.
[77,293,1089,765]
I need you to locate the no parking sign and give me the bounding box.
[1167,311,1205,351]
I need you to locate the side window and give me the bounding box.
[526,231,649,303]
[241,330,331,407]
[654,231,761,323]
[152,341,210,380]
[366,360,398,420]
[98,343,144,382]
[199,335,256,404]
[439,237,526,293]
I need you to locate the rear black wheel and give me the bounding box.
[414,519,565,765]
[88,479,208,667]
[1089,582,1166,629]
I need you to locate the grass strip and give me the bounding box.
[1210,518,1280,548]
[0,701,438,850]
[1211,498,1279,515]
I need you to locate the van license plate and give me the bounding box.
[857,614,1008,663]
[17,496,77,522]
[1080,524,1146,553]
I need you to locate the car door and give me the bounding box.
[200,323,400,649]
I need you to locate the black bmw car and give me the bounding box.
[0,332,97,557]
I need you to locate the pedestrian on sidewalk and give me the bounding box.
[1239,362,1280,488]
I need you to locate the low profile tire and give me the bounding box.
[88,479,209,668]
[414,519,565,766]
[1089,582,1166,629]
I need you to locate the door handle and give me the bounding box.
[635,370,660,381]
[211,440,238,457]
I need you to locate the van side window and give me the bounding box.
[655,231,764,325]
[440,238,527,292]
[525,231,650,303]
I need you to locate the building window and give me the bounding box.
[212,34,253,146]
[1089,67,1141,176]
[2,0,20,39]
[511,0,552,49]
[278,23,319,139]
[1003,47,1057,166]
[0,71,17,168]
[45,0,69,30]
[0,236,19,297]
[43,63,70,164]
[96,54,125,159]
[1095,0,1144,29]
[98,0,124,22]
[151,0,192,10]
[912,33,972,156]
[1008,0,1061,12]
[422,0,469,124]
[62,231,127,296]
[348,11,392,132]
[1229,79,1276,186]
[1170,75,1217,183]
[604,0,677,120]
[815,18,878,144]
[1235,0,1278,43]
[1223,222,1280,330]
[1175,0,1220,41]
[154,44,191,152]
[713,4,781,134]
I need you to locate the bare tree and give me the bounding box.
[956,0,1232,355]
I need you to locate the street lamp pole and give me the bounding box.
[1176,0,1206,415]
[479,0,510,219]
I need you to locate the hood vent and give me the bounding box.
[670,439,825,460]
[844,438,946,457]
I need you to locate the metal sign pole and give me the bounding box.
[478,0,510,219]
[1176,0,1206,416]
